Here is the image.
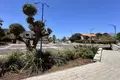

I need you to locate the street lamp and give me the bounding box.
[90,29,94,47]
[34,2,49,51]
[109,24,117,36]
[34,2,49,21]
[90,29,94,34]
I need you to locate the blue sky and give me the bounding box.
[0,0,120,38]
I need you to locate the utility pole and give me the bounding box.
[34,2,49,52]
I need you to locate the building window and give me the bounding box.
[33,34,35,36]
[26,34,29,36]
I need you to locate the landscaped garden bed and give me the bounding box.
[0,45,98,80]
[0,58,93,80]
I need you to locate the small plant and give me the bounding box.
[64,50,74,60]
[0,45,98,76]
[74,45,98,59]
[20,50,43,75]
[0,51,24,76]
[52,50,67,66]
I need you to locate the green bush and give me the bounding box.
[41,51,55,70]
[90,46,99,54]
[75,40,95,44]
[74,45,98,59]
[75,40,116,44]
[0,51,24,76]
[52,50,68,66]
[6,52,24,72]
[95,40,116,44]
[62,50,74,60]
[20,50,43,74]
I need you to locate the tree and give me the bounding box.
[0,19,3,28]
[8,23,25,43]
[23,4,52,50]
[0,20,5,40]
[69,33,81,42]
[100,33,115,41]
[22,4,52,50]
[9,24,25,37]
[117,32,120,41]
[62,36,67,42]
[48,36,53,43]
[8,4,52,50]
[0,28,5,39]
[96,33,102,38]
[52,35,56,43]
[102,33,110,37]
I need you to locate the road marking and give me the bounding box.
[0,46,64,50]
[0,44,12,50]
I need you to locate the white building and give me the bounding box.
[20,31,35,39]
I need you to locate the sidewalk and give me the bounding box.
[23,50,120,80]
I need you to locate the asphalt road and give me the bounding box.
[0,43,111,55]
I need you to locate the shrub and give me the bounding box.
[0,46,98,76]
[6,52,24,72]
[75,40,95,44]
[75,40,116,44]
[95,40,116,44]
[64,50,75,60]
[21,50,55,74]
[20,50,43,74]
[74,45,98,59]
[90,46,98,54]
[41,51,55,70]
[0,51,24,76]
[52,50,67,66]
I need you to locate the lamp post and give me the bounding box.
[34,2,49,52]
[90,29,94,46]
[109,24,116,36]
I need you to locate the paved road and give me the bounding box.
[0,43,110,54]
[23,50,120,80]
[0,43,76,54]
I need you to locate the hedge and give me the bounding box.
[75,40,116,44]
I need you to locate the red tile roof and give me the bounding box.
[81,33,96,37]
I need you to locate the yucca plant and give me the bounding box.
[20,50,43,75]
[0,51,24,77]
[0,55,7,77]
[6,51,24,72]
[40,51,55,70]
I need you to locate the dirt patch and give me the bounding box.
[0,58,94,80]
